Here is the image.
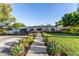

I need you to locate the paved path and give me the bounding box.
[26,33,48,56]
[0,36,26,56]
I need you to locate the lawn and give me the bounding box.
[43,32,79,56]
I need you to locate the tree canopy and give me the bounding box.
[0,3,16,26]
[55,20,63,26]
[55,11,79,27]
[12,23,26,29]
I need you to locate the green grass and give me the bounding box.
[43,32,79,56]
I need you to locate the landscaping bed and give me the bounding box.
[42,32,79,56]
[10,33,36,56]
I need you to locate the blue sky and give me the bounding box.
[11,3,77,26]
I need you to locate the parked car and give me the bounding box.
[19,28,29,35]
[6,28,19,35]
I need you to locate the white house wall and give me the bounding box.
[26,26,55,32]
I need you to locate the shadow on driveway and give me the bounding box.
[5,42,18,46]
[0,47,10,55]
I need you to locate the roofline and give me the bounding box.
[26,25,55,28]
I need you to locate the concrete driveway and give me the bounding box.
[0,35,27,56]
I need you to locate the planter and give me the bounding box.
[16,44,31,56]
[24,44,30,48]
[45,43,47,46]
[10,34,36,56]
[17,50,26,56]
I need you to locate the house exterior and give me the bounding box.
[55,25,71,31]
[26,25,55,32]
[55,25,63,31]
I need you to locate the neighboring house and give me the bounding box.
[26,25,55,32]
[55,25,63,31]
[55,25,71,31]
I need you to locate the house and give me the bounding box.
[26,25,55,32]
[55,25,71,31]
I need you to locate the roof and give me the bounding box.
[26,25,55,28]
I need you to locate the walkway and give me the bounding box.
[26,33,48,56]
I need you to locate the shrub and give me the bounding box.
[19,39,29,47]
[19,36,34,47]
[61,28,70,34]
[61,26,79,34]
[10,44,25,56]
[0,28,6,34]
[10,33,35,56]
[43,32,79,56]
[29,33,36,39]
[69,27,79,34]
[47,40,62,56]
[51,28,55,32]
[42,32,52,45]
[28,36,34,44]
[43,36,49,45]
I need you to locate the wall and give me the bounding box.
[26,26,55,32]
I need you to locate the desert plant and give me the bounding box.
[28,36,34,44]
[43,36,48,42]
[19,36,34,47]
[19,39,29,47]
[43,32,79,56]
[10,44,25,56]
[47,40,62,56]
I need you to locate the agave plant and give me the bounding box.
[10,44,25,56]
[47,40,62,56]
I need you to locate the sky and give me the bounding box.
[11,3,78,26]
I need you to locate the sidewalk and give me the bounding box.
[26,33,48,56]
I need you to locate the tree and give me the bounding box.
[56,11,79,27]
[64,12,79,26]
[0,3,16,26]
[55,20,63,26]
[12,23,26,29]
[8,16,16,26]
[62,13,73,26]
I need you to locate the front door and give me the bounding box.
[37,28,42,32]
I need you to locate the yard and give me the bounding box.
[42,32,79,56]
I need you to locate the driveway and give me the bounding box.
[0,35,27,56]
